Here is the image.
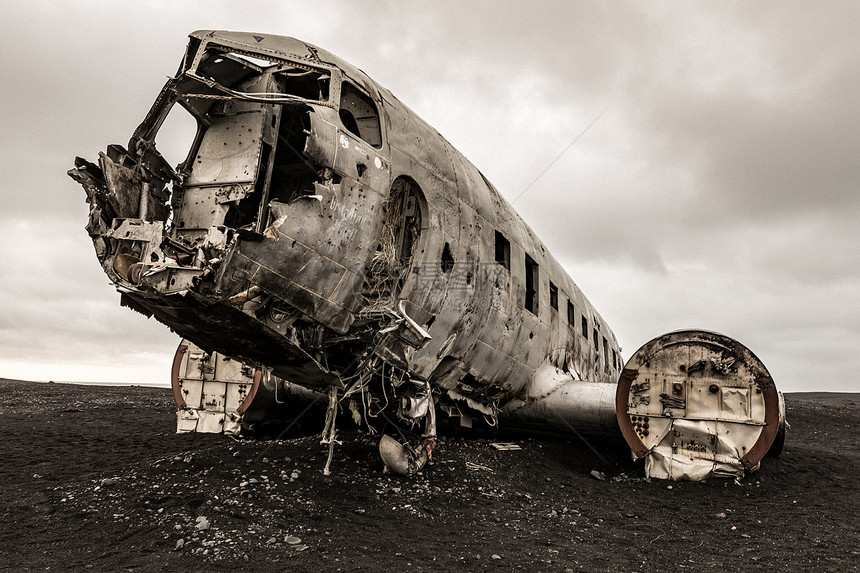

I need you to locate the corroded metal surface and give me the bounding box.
[69,31,782,479]
[616,330,782,480]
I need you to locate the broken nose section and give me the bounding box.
[69,144,218,295]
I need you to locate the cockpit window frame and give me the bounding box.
[191,44,334,103]
[337,80,383,149]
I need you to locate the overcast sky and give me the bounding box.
[1,1,857,392]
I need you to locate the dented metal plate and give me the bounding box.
[616,330,780,480]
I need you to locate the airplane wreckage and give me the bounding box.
[69,30,785,481]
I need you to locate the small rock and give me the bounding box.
[174,539,185,550]
[100,478,117,487]
[491,554,502,560]
[267,537,277,545]
[195,516,210,531]
[716,512,727,519]
[285,535,302,545]
[590,470,606,481]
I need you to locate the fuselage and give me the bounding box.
[71,30,621,423]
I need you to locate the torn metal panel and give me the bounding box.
[184,111,265,187]
[98,153,141,218]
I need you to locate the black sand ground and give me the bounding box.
[0,379,857,572]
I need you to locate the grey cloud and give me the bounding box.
[0,1,857,392]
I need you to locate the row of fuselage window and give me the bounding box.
[337,85,608,369]
[327,76,620,371]
[333,80,608,367]
[494,230,620,373]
